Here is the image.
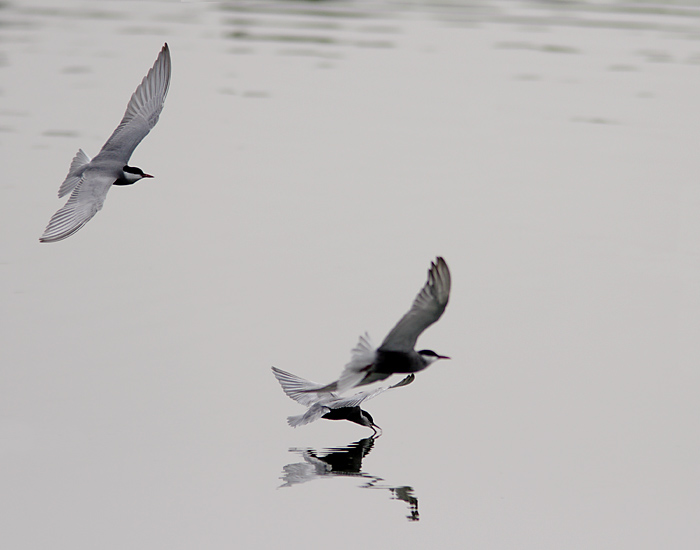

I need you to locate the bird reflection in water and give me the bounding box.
[279,437,419,522]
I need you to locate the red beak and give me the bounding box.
[142,173,154,178]
[438,355,451,360]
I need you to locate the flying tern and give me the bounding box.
[271,366,415,435]
[318,257,451,394]
[40,43,171,243]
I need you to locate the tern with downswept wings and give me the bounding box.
[272,366,414,435]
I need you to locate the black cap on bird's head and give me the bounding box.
[418,349,451,365]
[122,165,153,181]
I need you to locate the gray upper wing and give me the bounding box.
[272,367,335,407]
[97,43,171,162]
[39,172,114,243]
[330,374,415,408]
[379,257,451,352]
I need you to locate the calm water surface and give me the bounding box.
[1,1,699,548]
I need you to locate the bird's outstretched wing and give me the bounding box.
[285,375,414,428]
[379,257,451,352]
[98,43,171,162]
[39,173,115,243]
[272,367,335,407]
[331,374,415,408]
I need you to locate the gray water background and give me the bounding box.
[1,1,699,548]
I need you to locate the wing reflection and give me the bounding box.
[279,437,419,521]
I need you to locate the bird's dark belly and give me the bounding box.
[322,407,360,421]
[374,350,419,373]
[112,177,135,186]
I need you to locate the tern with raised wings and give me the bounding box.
[40,43,171,243]
[318,257,451,394]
